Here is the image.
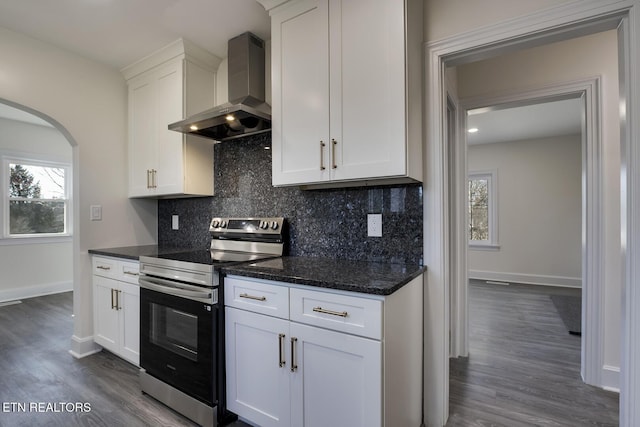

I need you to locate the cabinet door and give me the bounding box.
[271,0,331,186]
[128,75,157,197]
[225,307,291,427]
[290,322,382,427]
[119,282,140,366]
[329,0,407,181]
[154,60,186,196]
[93,276,120,354]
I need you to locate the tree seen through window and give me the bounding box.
[469,177,489,241]
[9,163,67,235]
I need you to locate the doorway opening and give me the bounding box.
[445,86,621,423]
[422,5,638,425]
[0,99,76,313]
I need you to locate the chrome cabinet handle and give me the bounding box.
[290,337,298,372]
[146,169,151,189]
[110,289,116,309]
[116,290,122,310]
[279,334,286,368]
[239,293,266,302]
[313,306,348,318]
[96,265,111,271]
[320,141,326,170]
[139,278,213,301]
[123,271,139,276]
[150,169,157,188]
[331,139,337,169]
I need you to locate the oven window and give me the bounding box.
[150,303,198,361]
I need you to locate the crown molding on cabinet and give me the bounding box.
[121,38,222,81]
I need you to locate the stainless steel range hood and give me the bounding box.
[169,32,271,141]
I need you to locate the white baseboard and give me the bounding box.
[601,365,620,393]
[69,335,102,359]
[0,281,73,303]
[469,270,581,288]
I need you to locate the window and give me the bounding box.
[3,156,71,239]
[468,170,498,249]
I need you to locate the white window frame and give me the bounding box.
[468,170,499,250]
[1,153,72,244]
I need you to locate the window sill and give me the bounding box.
[0,235,72,246]
[469,243,500,251]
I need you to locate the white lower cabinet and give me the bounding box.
[224,275,422,427]
[289,322,382,427]
[225,308,291,427]
[92,256,140,366]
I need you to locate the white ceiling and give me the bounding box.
[0,0,270,70]
[0,103,52,127]
[467,98,583,145]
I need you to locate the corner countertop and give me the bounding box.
[221,256,426,296]
[88,245,193,261]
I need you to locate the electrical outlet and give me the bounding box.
[172,215,179,230]
[367,213,382,237]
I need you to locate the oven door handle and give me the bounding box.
[139,277,215,304]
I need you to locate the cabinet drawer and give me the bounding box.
[92,257,118,278]
[225,277,289,319]
[119,261,140,284]
[290,288,383,339]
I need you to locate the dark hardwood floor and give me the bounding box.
[1,285,619,427]
[0,292,247,427]
[447,280,619,426]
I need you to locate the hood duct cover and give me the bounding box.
[168,32,271,141]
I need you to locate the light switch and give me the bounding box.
[90,205,102,221]
[172,215,179,230]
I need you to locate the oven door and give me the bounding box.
[139,282,217,406]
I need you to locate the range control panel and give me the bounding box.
[209,217,284,234]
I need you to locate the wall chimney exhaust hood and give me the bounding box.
[169,32,271,141]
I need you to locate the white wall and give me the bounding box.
[468,135,582,286]
[0,27,157,356]
[456,29,621,384]
[0,117,73,301]
[424,0,572,42]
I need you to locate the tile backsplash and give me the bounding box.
[158,132,423,265]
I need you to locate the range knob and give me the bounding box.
[259,220,269,229]
[220,220,228,228]
[211,220,220,228]
[270,221,279,230]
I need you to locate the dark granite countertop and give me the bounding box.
[221,256,426,296]
[88,245,196,261]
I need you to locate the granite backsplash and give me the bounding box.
[158,132,423,265]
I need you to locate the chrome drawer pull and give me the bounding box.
[97,265,111,271]
[239,293,266,302]
[313,306,348,318]
[123,271,139,276]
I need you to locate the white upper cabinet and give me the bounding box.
[122,39,221,198]
[268,0,423,188]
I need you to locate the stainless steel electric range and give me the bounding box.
[138,217,285,427]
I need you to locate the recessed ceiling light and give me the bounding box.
[468,127,479,133]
